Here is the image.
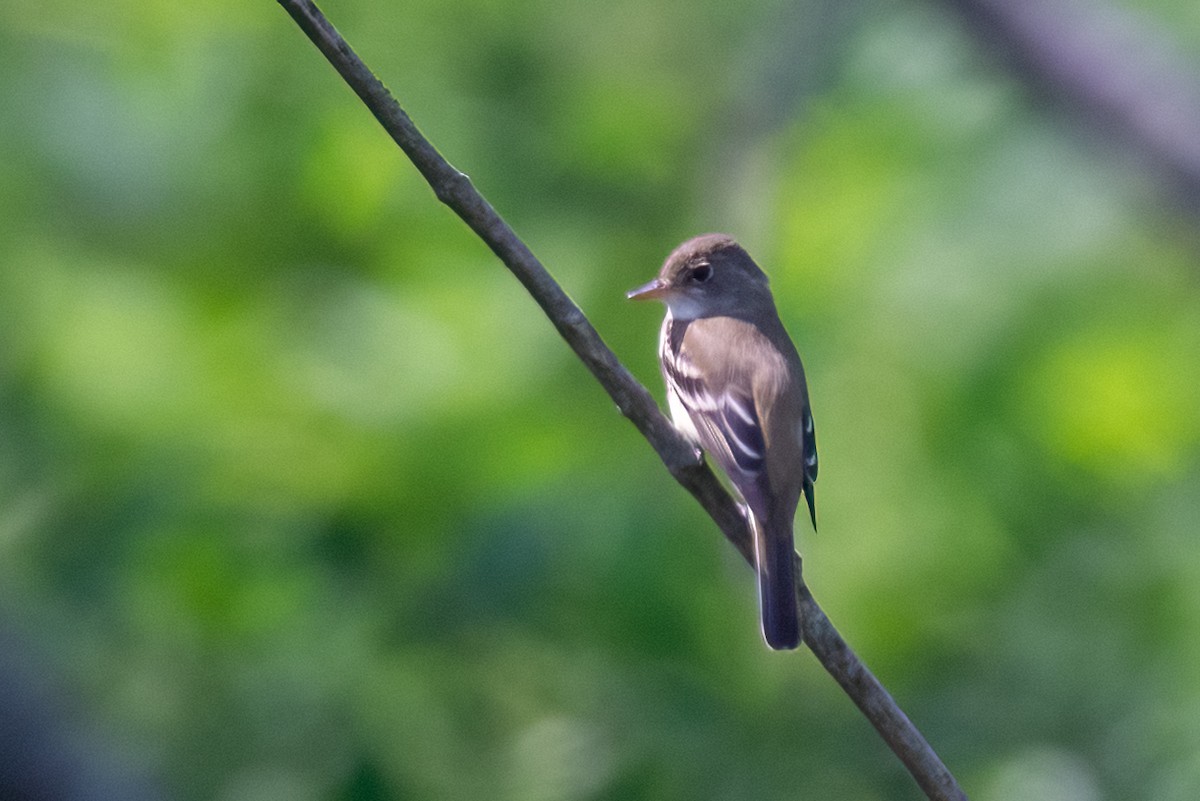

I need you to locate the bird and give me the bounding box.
[628,234,817,650]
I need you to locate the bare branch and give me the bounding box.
[943,0,1200,210]
[796,578,965,800]
[275,2,967,799]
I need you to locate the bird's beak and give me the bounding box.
[626,277,669,301]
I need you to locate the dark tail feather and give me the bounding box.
[751,515,800,650]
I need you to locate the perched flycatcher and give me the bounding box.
[628,234,817,650]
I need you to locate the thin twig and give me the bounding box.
[275,2,967,799]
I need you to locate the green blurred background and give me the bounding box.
[1,0,1199,799]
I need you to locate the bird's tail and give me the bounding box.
[750,513,801,650]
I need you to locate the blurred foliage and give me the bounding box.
[1,0,1199,799]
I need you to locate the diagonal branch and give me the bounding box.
[943,0,1200,211]
[275,2,967,799]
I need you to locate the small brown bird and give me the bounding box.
[628,234,817,650]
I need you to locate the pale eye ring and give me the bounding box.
[691,264,713,283]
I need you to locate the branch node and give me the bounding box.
[432,169,473,207]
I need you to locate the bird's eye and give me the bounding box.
[691,264,713,283]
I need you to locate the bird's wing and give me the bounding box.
[799,402,818,529]
[662,325,773,523]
